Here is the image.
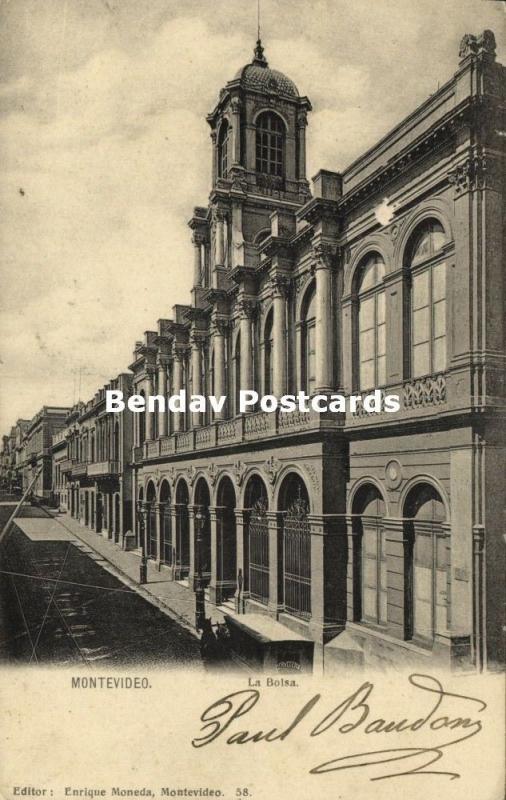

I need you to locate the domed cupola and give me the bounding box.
[207,39,312,203]
[233,40,299,99]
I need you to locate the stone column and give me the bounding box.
[267,511,283,616]
[297,109,308,181]
[308,514,347,644]
[313,242,334,393]
[212,319,227,419]
[383,517,409,640]
[157,358,168,437]
[170,504,178,579]
[239,300,254,401]
[209,506,221,604]
[154,503,163,568]
[172,348,184,433]
[192,234,204,287]
[188,505,197,591]
[215,209,225,266]
[190,332,203,428]
[230,97,241,165]
[234,508,249,613]
[210,130,217,186]
[146,371,155,440]
[271,276,289,397]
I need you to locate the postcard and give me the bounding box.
[0,1,504,799]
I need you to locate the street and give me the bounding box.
[0,497,202,667]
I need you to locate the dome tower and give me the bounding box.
[206,39,312,203]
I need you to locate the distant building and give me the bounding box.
[63,373,134,541]
[22,408,70,498]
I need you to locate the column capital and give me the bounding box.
[213,206,228,224]
[211,316,230,336]
[192,231,207,247]
[270,274,291,298]
[190,330,207,348]
[237,298,257,320]
[311,240,337,271]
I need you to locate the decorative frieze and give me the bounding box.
[403,374,446,408]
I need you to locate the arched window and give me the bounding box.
[278,473,311,620]
[404,483,449,643]
[302,286,316,395]
[407,220,448,378]
[256,112,284,177]
[357,253,386,390]
[263,309,274,395]
[218,120,231,178]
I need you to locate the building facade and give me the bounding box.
[63,373,134,543]
[127,32,505,671]
[0,30,503,673]
[21,408,70,499]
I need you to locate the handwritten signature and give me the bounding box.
[192,673,487,781]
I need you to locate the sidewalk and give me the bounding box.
[49,512,225,637]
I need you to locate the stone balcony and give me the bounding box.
[344,373,448,430]
[140,407,342,462]
[71,461,88,478]
[87,460,120,478]
[133,372,468,463]
[60,458,75,474]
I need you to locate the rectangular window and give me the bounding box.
[413,527,449,642]
[359,292,386,390]
[411,263,446,378]
[362,523,387,625]
[306,323,316,395]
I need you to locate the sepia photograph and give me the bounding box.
[0,0,505,797]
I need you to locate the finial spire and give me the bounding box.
[253,0,268,66]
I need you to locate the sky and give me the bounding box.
[0,0,505,432]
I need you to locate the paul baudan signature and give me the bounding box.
[192,673,487,781]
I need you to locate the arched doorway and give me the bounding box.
[194,477,211,588]
[175,480,190,580]
[159,481,172,566]
[146,481,157,560]
[114,493,120,543]
[84,492,89,526]
[404,483,449,644]
[278,473,311,620]
[216,476,237,602]
[244,474,269,605]
[352,483,386,625]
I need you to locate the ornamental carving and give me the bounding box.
[211,317,230,337]
[186,465,197,486]
[448,152,487,195]
[236,298,257,319]
[458,30,496,61]
[293,271,311,297]
[208,463,218,487]
[403,374,446,408]
[304,463,320,495]
[263,454,281,485]
[270,274,291,298]
[167,466,177,487]
[312,241,336,270]
[233,460,247,487]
